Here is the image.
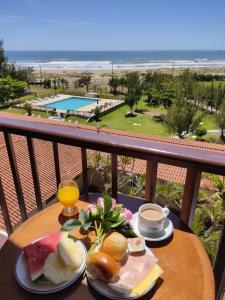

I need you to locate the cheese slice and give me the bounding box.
[131,264,163,297]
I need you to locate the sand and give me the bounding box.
[33,67,225,88]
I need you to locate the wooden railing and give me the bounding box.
[0,115,224,298]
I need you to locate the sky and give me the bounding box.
[1,0,225,51]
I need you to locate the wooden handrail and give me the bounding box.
[0,115,224,297]
[0,116,225,175]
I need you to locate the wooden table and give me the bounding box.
[0,199,215,300]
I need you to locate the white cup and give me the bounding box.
[138,203,169,236]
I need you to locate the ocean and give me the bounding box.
[6,50,225,71]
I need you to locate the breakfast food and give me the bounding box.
[43,253,74,285]
[128,237,145,253]
[87,251,120,282]
[58,237,84,268]
[101,232,128,261]
[23,232,85,285]
[23,232,67,281]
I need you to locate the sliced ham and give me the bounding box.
[119,251,158,287]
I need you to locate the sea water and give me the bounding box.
[6,50,225,71]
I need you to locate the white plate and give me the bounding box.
[15,239,87,294]
[86,246,157,299]
[130,212,174,242]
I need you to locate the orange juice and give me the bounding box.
[58,185,79,208]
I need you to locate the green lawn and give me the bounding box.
[0,107,48,118]
[89,97,170,136]
[201,114,218,130]
[0,95,219,137]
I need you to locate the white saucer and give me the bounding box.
[130,212,174,242]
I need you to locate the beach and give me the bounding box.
[6,50,225,86]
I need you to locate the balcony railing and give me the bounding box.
[0,115,224,299]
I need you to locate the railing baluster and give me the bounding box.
[111,154,118,199]
[53,142,61,187]
[181,168,201,227]
[145,160,158,202]
[3,132,28,221]
[0,176,13,234]
[214,220,225,300]
[26,137,43,211]
[81,148,88,198]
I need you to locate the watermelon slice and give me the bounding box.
[23,232,67,281]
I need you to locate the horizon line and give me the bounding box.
[6,49,225,52]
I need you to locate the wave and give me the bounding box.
[14,59,225,71]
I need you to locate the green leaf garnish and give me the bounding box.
[102,220,112,232]
[68,235,78,242]
[81,221,92,231]
[79,209,90,225]
[105,210,120,222]
[103,192,112,214]
[61,219,81,231]
[110,217,126,228]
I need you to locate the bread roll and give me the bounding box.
[87,252,120,282]
[101,232,128,261]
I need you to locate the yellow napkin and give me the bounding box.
[131,264,163,297]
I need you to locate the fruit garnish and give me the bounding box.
[57,237,84,269]
[43,253,74,285]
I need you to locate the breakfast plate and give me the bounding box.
[130,212,174,242]
[15,239,87,294]
[86,245,157,300]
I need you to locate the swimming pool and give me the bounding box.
[42,97,96,111]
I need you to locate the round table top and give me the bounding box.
[0,200,215,300]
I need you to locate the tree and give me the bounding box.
[125,94,136,115]
[124,72,140,94]
[108,76,120,94]
[78,74,91,91]
[119,76,126,93]
[124,72,143,109]
[165,88,202,138]
[23,103,32,116]
[0,39,7,74]
[179,69,195,100]
[94,106,101,121]
[0,76,12,102]
[12,80,28,96]
[0,40,33,81]
[217,101,225,142]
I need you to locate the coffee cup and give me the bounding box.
[138,203,169,236]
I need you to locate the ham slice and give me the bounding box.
[119,251,158,287]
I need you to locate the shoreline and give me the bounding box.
[34,66,225,76]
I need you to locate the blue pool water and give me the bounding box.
[42,97,96,111]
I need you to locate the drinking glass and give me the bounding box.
[58,179,79,216]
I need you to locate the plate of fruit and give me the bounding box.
[86,232,163,299]
[15,232,87,294]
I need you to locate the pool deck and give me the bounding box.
[29,94,124,115]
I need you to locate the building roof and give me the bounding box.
[0,112,224,230]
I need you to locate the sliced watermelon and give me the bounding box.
[23,232,66,281]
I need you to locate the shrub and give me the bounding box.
[23,103,32,116]
[195,127,207,137]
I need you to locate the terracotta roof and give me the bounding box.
[0,112,223,230]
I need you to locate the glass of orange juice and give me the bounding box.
[58,179,79,216]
